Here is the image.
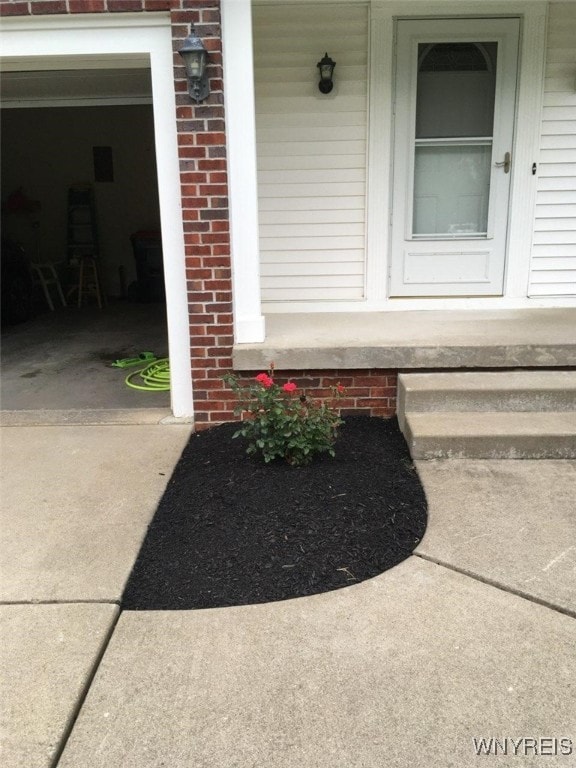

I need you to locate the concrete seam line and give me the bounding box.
[414,552,576,621]
[50,607,123,768]
[0,599,121,606]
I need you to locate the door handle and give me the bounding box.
[495,151,511,174]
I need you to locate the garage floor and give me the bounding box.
[1,300,170,415]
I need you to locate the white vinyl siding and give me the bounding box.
[253,3,369,302]
[529,2,576,297]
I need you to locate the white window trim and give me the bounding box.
[0,13,194,417]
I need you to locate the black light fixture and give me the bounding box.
[317,52,336,94]
[179,26,210,103]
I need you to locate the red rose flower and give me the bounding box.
[255,372,273,388]
[283,381,297,393]
[337,383,345,393]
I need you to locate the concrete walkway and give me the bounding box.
[1,423,575,767]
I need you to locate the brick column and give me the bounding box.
[171,0,235,426]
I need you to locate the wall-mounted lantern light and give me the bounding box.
[179,26,209,103]
[317,52,336,94]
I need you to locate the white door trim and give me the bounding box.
[366,0,548,307]
[0,13,194,418]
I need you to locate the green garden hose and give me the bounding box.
[125,358,170,391]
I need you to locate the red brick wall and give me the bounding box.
[234,370,398,421]
[1,0,399,426]
[170,1,235,427]
[0,0,172,13]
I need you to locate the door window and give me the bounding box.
[390,17,520,297]
[413,42,498,238]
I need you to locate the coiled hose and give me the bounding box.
[125,358,170,391]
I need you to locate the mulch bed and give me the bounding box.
[122,416,428,610]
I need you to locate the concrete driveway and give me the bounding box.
[1,422,574,767]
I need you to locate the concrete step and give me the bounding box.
[398,371,576,428]
[403,411,576,459]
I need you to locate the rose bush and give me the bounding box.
[223,366,345,466]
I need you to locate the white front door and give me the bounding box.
[390,18,520,297]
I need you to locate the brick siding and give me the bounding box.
[0,0,172,13]
[233,370,398,422]
[170,1,235,426]
[1,0,399,426]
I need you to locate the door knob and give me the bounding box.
[495,151,511,174]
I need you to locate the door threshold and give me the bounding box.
[0,408,193,427]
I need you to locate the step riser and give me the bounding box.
[399,371,576,459]
[406,435,576,460]
[402,412,576,460]
[401,390,576,414]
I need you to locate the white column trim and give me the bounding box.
[365,3,393,308]
[221,0,266,344]
[148,41,194,418]
[0,13,194,418]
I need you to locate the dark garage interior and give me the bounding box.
[1,71,171,416]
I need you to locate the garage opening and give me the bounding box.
[1,67,173,416]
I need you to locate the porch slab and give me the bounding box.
[57,558,576,768]
[0,603,118,768]
[415,459,576,616]
[233,308,576,370]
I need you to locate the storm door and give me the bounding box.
[390,18,520,296]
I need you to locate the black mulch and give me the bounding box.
[121,416,428,610]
